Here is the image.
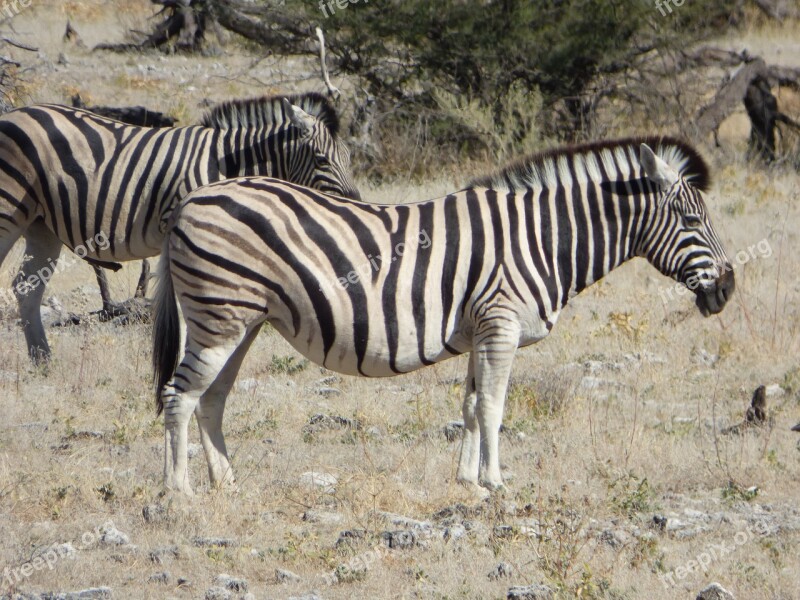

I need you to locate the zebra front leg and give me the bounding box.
[474,320,520,490]
[93,260,152,322]
[196,326,261,490]
[456,354,480,485]
[14,221,64,363]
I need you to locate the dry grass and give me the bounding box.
[0,4,799,600]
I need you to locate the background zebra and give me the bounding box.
[0,92,360,362]
[152,137,735,494]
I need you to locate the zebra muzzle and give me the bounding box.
[694,267,735,316]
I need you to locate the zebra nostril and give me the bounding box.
[714,267,735,304]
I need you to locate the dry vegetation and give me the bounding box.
[0,2,798,599]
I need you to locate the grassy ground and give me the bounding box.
[0,2,798,599]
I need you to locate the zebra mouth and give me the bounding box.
[694,268,735,316]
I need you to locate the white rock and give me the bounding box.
[275,568,301,583]
[765,384,784,397]
[299,471,337,492]
[100,523,130,546]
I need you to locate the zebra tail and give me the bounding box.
[152,237,180,416]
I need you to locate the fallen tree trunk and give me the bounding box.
[71,95,177,127]
[694,58,768,138]
[692,53,800,164]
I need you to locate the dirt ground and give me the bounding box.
[0,2,798,599]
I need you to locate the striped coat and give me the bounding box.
[0,92,359,360]
[153,137,734,494]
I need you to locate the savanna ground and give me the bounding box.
[0,2,799,599]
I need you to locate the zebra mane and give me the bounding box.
[200,92,340,136]
[469,136,711,193]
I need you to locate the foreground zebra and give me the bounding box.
[0,92,360,361]
[153,137,735,494]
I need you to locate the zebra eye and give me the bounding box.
[315,154,331,167]
[683,214,703,229]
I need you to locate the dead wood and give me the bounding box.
[70,94,177,128]
[690,50,800,162]
[95,0,209,53]
[694,58,768,137]
[751,0,800,21]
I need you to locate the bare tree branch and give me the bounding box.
[694,58,767,137]
[316,27,340,100]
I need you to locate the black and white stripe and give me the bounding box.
[0,92,360,361]
[152,137,735,494]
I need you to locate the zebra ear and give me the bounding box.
[640,143,680,190]
[282,98,316,138]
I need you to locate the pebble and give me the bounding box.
[204,587,231,600]
[213,574,247,592]
[335,529,366,548]
[315,387,341,397]
[148,571,171,584]
[99,523,130,546]
[507,584,554,600]
[488,562,514,580]
[142,504,169,524]
[40,588,113,599]
[442,421,464,442]
[302,510,343,525]
[691,348,719,367]
[299,471,337,492]
[443,523,467,542]
[696,582,735,600]
[276,568,301,583]
[192,537,238,548]
[149,545,180,564]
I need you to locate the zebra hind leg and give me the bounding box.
[195,326,261,490]
[14,221,64,364]
[473,321,520,491]
[162,331,256,495]
[456,354,481,486]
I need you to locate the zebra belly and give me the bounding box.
[268,311,471,378]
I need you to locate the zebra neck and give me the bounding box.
[216,128,280,179]
[517,181,657,308]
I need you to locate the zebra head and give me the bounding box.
[638,143,734,316]
[282,99,361,200]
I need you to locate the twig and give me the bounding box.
[315,27,340,100]
[0,38,37,52]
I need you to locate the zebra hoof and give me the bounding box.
[160,482,195,497]
[456,478,491,500]
[478,479,506,494]
[94,299,152,324]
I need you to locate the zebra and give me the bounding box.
[0,92,360,362]
[152,137,735,494]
